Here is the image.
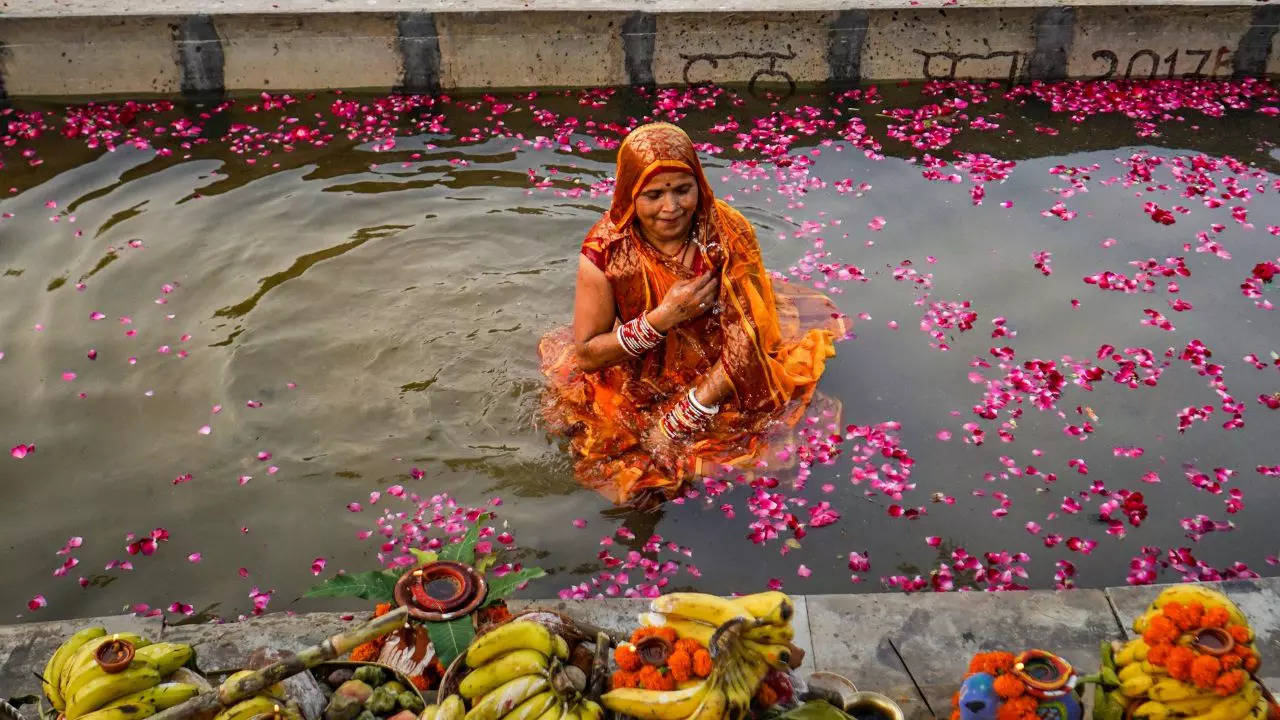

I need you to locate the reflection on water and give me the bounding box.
[1,83,1278,620]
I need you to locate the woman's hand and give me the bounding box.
[641,422,683,476]
[650,272,719,332]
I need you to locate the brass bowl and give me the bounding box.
[844,691,906,720]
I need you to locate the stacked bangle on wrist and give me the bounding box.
[660,388,720,439]
[616,313,664,357]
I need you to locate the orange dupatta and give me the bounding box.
[539,123,840,505]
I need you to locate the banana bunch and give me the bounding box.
[1093,586,1269,720]
[603,591,796,720]
[42,628,200,720]
[423,620,599,720]
[209,671,299,720]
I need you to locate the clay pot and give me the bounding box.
[1193,627,1234,656]
[95,638,135,674]
[394,561,487,622]
[635,636,673,666]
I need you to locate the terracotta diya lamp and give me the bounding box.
[635,635,673,666]
[94,636,136,673]
[1193,627,1234,656]
[394,560,487,622]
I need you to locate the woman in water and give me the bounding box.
[539,122,841,506]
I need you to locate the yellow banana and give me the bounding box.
[220,671,285,700]
[419,705,439,720]
[44,627,108,712]
[1185,688,1259,720]
[560,708,581,720]
[1150,679,1219,703]
[465,674,549,720]
[103,683,200,712]
[686,688,728,720]
[640,613,716,647]
[1133,701,1172,720]
[1158,695,1226,716]
[743,623,795,645]
[504,691,558,720]
[532,701,564,720]
[601,680,709,720]
[553,635,570,662]
[1121,674,1155,698]
[1115,639,1148,667]
[210,695,280,720]
[730,592,794,626]
[436,695,466,720]
[1145,586,1248,629]
[742,640,791,671]
[66,664,161,720]
[576,700,603,720]
[74,704,158,720]
[62,634,153,695]
[1119,663,1149,682]
[651,594,752,629]
[1140,661,1168,676]
[466,622,556,669]
[459,649,550,699]
[133,643,192,677]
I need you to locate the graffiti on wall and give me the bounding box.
[679,44,797,97]
[909,46,1236,81]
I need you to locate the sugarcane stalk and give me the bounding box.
[148,606,410,720]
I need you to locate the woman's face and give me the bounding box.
[634,171,698,245]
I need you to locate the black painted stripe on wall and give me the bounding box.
[1026,7,1074,81]
[1234,4,1279,78]
[828,9,868,87]
[398,12,441,93]
[622,12,657,88]
[0,41,8,102]
[177,14,225,97]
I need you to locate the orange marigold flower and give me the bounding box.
[1165,602,1205,632]
[1147,643,1171,665]
[638,665,675,691]
[614,644,643,672]
[952,692,961,711]
[653,627,678,644]
[668,651,693,683]
[1143,615,1180,645]
[995,695,1038,720]
[410,675,430,691]
[1190,655,1222,689]
[1228,625,1251,644]
[675,638,704,656]
[349,642,380,662]
[1220,654,1242,670]
[970,652,1016,676]
[1166,646,1195,681]
[692,649,714,678]
[630,627,655,643]
[374,602,393,617]
[611,670,640,689]
[1202,607,1230,628]
[1242,654,1259,672]
[993,674,1027,699]
[1213,669,1246,697]
[951,712,962,720]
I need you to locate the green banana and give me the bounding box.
[464,675,550,720]
[103,683,200,712]
[66,664,161,720]
[44,627,108,711]
[133,644,193,677]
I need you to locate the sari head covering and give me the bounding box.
[539,122,841,505]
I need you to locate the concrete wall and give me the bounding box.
[0,2,1276,96]
[3,580,1279,720]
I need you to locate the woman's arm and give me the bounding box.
[573,256,676,373]
[692,360,734,408]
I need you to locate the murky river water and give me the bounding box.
[1,82,1278,621]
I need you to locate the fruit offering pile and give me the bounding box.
[1096,585,1270,720]
[42,628,200,720]
[601,591,799,720]
[318,665,426,720]
[430,620,604,720]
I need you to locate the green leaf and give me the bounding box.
[409,548,438,567]
[473,552,498,576]
[483,566,546,605]
[438,512,489,565]
[304,570,399,602]
[426,616,475,669]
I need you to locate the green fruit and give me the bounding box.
[398,692,425,713]
[353,665,386,687]
[367,687,398,715]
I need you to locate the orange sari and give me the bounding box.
[538,123,841,505]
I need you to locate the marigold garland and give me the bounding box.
[615,644,642,672]
[612,627,714,692]
[950,652,1039,720]
[1138,601,1258,696]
